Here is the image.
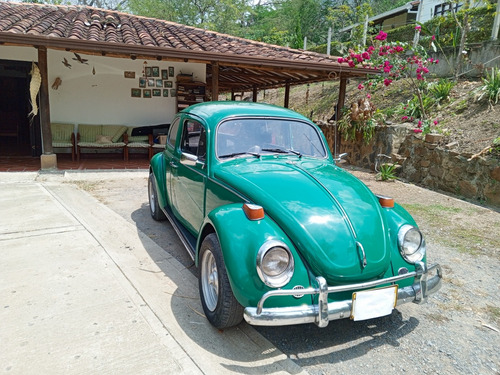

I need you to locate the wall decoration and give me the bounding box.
[168,67,174,77]
[147,78,155,87]
[131,88,141,98]
[139,77,146,88]
[51,77,62,90]
[161,69,168,79]
[143,89,152,98]
[163,89,169,97]
[170,89,176,97]
[153,89,161,97]
[164,80,173,88]
[156,79,163,87]
[62,58,72,69]
[124,71,135,79]
[145,67,152,77]
[152,67,160,77]
[72,52,88,65]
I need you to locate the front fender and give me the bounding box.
[383,203,427,287]
[200,204,312,308]
[149,152,167,209]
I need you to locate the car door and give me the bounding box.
[169,117,207,236]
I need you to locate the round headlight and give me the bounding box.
[398,224,426,263]
[257,240,294,288]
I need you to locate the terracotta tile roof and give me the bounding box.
[0,1,370,91]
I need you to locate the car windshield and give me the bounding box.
[216,118,327,159]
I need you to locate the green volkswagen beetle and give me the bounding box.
[148,101,442,329]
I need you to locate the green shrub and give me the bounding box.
[429,79,455,103]
[480,67,500,105]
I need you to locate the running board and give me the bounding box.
[161,204,197,261]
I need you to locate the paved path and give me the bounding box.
[0,171,305,375]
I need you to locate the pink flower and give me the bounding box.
[362,52,370,60]
[435,59,439,64]
[375,30,388,41]
[402,116,409,120]
[415,25,421,32]
[366,94,371,99]
[337,57,344,63]
[417,121,422,128]
[434,120,438,125]
[432,35,436,41]
[383,78,392,86]
[348,60,355,67]
[355,54,363,63]
[358,83,365,90]
[413,129,423,133]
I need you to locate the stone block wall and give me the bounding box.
[317,122,500,208]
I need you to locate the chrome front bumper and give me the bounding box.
[244,262,442,327]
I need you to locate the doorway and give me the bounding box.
[0,60,41,157]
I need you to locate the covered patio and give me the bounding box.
[0,1,373,171]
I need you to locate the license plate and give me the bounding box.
[351,285,398,321]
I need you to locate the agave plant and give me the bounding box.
[479,67,500,105]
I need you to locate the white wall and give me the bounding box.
[419,1,487,23]
[0,45,206,127]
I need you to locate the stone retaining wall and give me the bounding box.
[318,122,500,208]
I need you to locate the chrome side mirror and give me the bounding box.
[334,152,348,162]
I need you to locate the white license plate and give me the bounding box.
[351,285,398,321]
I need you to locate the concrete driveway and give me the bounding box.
[0,172,305,375]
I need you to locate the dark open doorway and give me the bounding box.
[0,59,41,157]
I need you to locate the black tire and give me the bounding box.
[148,172,166,221]
[199,233,244,329]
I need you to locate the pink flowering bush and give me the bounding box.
[338,30,439,135]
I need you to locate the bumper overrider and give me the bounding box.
[244,261,442,327]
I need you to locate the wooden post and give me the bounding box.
[211,61,219,101]
[37,47,53,155]
[252,85,258,102]
[327,27,332,55]
[336,76,347,120]
[284,82,290,108]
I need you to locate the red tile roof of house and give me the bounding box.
[0,1,372,91]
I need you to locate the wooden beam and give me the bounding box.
[211,61,219,101]
[284,82,290,108]
[252,85,258,102]
[38,46,53,154]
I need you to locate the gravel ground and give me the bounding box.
[77,167,500,375]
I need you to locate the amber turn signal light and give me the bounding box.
[243,203,265,220]
[377,195,394,208]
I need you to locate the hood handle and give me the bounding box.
[356,241,367,269]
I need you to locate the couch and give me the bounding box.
[51,122,75,161]
[77,124,128,161]
[124,127,153,159]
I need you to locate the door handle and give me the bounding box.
[169,161,178,169]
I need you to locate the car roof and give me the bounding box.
[181,101,311,128]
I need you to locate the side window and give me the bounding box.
[180,120,206,160]
[168,118,180,146]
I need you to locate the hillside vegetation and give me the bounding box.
[257,78,500,157]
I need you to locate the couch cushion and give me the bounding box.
[78,124,102,143]
[51,123,74,142]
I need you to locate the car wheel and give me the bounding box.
[148,173,166,221]
[199,233,244,329]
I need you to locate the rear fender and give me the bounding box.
[199,204,311,308]
[149,153,168,209]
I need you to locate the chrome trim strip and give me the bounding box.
[245,263,442,327]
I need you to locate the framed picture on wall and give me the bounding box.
[170,89,176,97]
[145,67,152,77]
[164,80,173,88]
[139,77,146,88]
[153,89,161,97]
[161,69,168,80]
[152,67,160,77]
[148,78,155,87]
[143,89,152,98]
[168,66,174,77]
[131,88,141,98]
[163,89,169,97]
[156,79,163,87]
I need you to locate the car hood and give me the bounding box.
[214,158,392,284]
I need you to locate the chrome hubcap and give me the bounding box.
[149,178,156,213]
[201,250,218,312]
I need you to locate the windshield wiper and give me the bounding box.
[262,148,302,157]
[219,152,260,159]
